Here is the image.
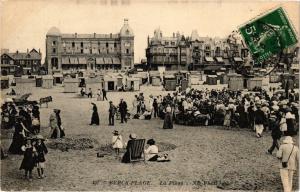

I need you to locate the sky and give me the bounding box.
[0,0,299,63]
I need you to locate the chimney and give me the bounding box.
[27,49,29,53]
[16,50,19,54]
[94,33,96,38]
[110,33,112,38]
[147,36,150,46]
[75,33,77,38]
[38,49,41,54]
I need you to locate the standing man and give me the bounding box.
[277,136,299,192]
[102,88,108,101]
[119,99,128,123]
[109,101,116,126]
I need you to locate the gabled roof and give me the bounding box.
[2,49,41,60]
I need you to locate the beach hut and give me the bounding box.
[1,76,9,89]
[247,77,263,90]
[35,76,42,87]
[15,77,36,94]
[53,74,63,84]
[152,77,161,86]
[228,73,244,90]
[42,75,53,89]
[104,75,118,91]
[181,79,189,91]
[64,78,79,93]
[85,76,103,93]
[164,75,176,91]
[206,75,218,85]
[269,72,281,83]
[126,77,140,91]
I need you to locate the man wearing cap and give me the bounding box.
[276,136,299,192]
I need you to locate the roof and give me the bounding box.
[120,19,134,37]
[2,49,41,60]
[47,27,61,36]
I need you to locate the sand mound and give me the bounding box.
[47,136,99,151]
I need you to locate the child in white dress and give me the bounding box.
[112,130,123,156]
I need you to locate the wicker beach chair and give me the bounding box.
[128,139,146,162]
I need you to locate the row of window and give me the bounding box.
[1,60,39,65]
[52,48,130,54]
[52,40,123,48]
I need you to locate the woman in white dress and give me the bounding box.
[144,139,158,161]
[112,130,123,156]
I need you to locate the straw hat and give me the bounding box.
[129,133,137,139]
[113,130,119,135]
[282,136,294,144]
[35,134,45,140]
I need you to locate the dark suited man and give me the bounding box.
[109,101,116,126]
[102,88,108,101]
[119,99,128,123]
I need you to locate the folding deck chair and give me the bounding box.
[128,139,146,163]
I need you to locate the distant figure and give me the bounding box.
[145,139,159,161]
[80,88,85,97]
[102,88,108,101]
[153,98,159,118]
[121,133,137,163]
[112,130,123,156]
[34,135,48,179]
[276,136,299,192]
[20,138,36,181]
[119,99,128,123]
[49,109,60,139]
[109,101,116,126]
[87,88,93,98]
[97,89,102,101]
[163,104,173,129]
[90,103,100,125]
[8,117,26,154]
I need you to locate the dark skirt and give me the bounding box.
[20,149,36,171]
[148,154,159,161]
[121,151,130,163]
[91,111,100,125]
[8,134,25,155]
[163,113,173,129]
[238,112,248,128]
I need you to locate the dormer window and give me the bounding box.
[126,29,129,35]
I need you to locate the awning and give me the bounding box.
[205,57,214,62]
[112,58,121,64]
[203,65,222,71]
[104,58,113,64]
[70,57,79,64]
[215,57,224,63]
[78,57,87,64]
[233,57,243,62]
[96,58,104,64]
[62,57,70,64]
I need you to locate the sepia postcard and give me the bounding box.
[0,0,299,191]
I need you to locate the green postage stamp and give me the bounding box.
[239,7,298,63]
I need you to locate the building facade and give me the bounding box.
[1,49,42,75]
[146,29,249,71]
[45,19,134,74]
